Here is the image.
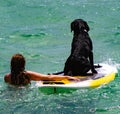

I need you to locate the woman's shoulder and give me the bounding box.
[4,73,11,83]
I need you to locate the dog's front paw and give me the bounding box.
[92,69,98,74]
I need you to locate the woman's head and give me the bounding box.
[11,53,25,72]
[10,54,30,85]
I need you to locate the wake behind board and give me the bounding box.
[36,64,117,94]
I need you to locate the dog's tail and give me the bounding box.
[48,71,64,75]
[94,64,102,68]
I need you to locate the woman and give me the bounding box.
[4,54,79,86]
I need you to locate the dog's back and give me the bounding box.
[71,32,92,58]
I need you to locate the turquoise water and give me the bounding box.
[0,0,120,113]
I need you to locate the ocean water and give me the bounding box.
[0,0,120,114]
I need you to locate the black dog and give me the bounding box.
[64,19,97,76]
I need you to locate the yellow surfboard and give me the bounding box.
[37,64,117,94]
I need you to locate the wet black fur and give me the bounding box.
[64,19,97,76]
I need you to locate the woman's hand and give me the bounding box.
[67,76,80,82]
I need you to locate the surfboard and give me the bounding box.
[36,64,117,94]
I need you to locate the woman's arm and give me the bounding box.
[27,71,79,81]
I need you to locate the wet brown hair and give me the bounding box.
[10,54,30,85]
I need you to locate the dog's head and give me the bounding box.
[71,19,90,33]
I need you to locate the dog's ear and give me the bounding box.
[78,19,90,32]
[71,21,75,32]
[83,21,90,32]
[71,21,80,32]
